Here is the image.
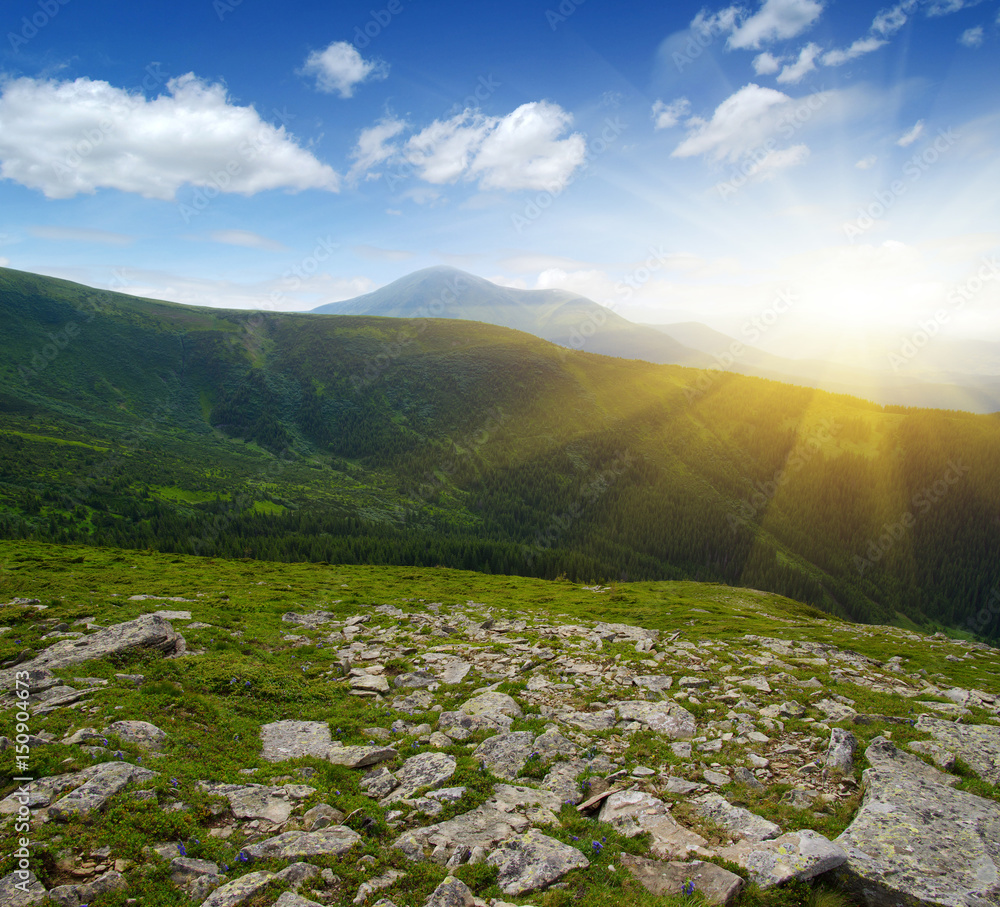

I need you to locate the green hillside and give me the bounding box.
[1,266,999,639]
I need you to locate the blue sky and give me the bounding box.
[1,0,998,356]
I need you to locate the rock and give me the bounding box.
[460,691,523,719]
[275,894,324,907]
[49,762,158,821]
[599,789,710,859]
[384,752,456,801]
[102,720,167,752]
[424,876,475,907]
[62,728,107,746]
[200,871,275,907]
[260,720,333,762]
[633,675,674,694]
[394,671,439,689]
[620,854,743,905]
[702,770,730,786]
[170,857,220,885]
[437,710,513,741]
[275,862,321,886]
[823,727,857,776]
[907,739,956,771]
[351,673,391,694]
[694,794,781,842]
[438,659,472,684]
[560,709,617,732]
[719,831,846,887]
[243,826,361,860]
[815,698,857,722]
[473,732,536,781]
[0,614,184,688]
[198,782,314,825]
[360,766,400,799]
[327,745,398,769]
[532,728,578,761]
[487,831,589,895]
[0,871,47,906]
[833,737,1000,906]
[915,714,1000,784]
[612,700,696,738]
[47,869,127,907]
[353,869,405,904]
[732,766,764,790]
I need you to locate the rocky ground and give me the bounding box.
[2,584,1000,907]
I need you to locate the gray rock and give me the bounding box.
[702,770,730,786]
[200,871,275,907]
[437,710,513,741]
[532,728,578,761]
[244,826,361,861]
[915,714,1000,784]
[260,720,333,763]
[733,766,764,790]
[0,871,47,906]
[49,761,158,821]
[384,752,456,801]
[824,727,858,776]
[0,614,184,689]
[360,766,400,799]
[694,793,781,842]
[473,732,536,781]
[459,691,523,719]
[394,671,439,689]
[833,737,1000,906]
[48,870,127,907]
[352,869,405,905]
[275,862,321,886]
[560,709,617,732]
[621,854,743,905]
[612,700,696,738]
[62,728,107,746]
[599,789,710,859]
[424,876,475,907]
[815,698,857,722]
[487,830,589,895]
[275,894,324,907]
[633,674,674,694]
[170,857,220,885]
[351,673,391,694]
[327,745,398,769]
[102,719,167,752]
[719,830,847,888]
[198,782,314,825]
[302,803,346,830]
[439,660,472,684]
[394,797,534,861]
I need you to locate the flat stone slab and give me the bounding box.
[200,871,275,907]
[474,732,536,781]
[424,876,475,907]
[49,761,158,821]
[916,714,1000,785]
[198,782,315,824]
[437,710,513,741]
[103,720,167,752]
[244,826,361,861]
[0,871,48,906]
[694,793,781,843]
[621,854,743,905]
[719,830,847,888]
[833,737,1000,906]
[384,752,456,801]
[487,830,589,895]
[612,700,696,738]
[260,720,333,763]
[459,691,523,719]
[599,789,710,859]
[327,745,398,769]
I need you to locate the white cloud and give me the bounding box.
[691,6,742,37]
[872,1,918,36]
[348,116,407,182]
[959,26,984,46]
[896,119,925,146]
[926,0,984,16]
[208,230,287,251]
[855,154,878,169]
[0,256,8,267]
[753,52,782,74]
[728,0,825,49]
[671,83,792,161]
[821,35,887,65]
[406,111,493,184]
[745,143,810,179]
[468,102,587,192]
[29,225,133,244]
[777,43,821,83]
[299,41,388,98]
[0,74,339,200]
[350,103,587,193]
[651,98,691,130]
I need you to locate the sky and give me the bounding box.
[1,0,998,358]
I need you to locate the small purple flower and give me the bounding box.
[171,778,179,787]
[177,842,187,856]
[683,879,696,896]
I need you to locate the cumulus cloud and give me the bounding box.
[0,74,340,200]
[352,101,587,193]
[855,154,877,169]
[728,0,824,49]
[753,51,782,74]
[896,120,925,146]
[651,98,691,130]
[777,43,821,82]
[671,83,793,161]
[300,41,388,98]
[691,5,743,37]
[959,26,984,46]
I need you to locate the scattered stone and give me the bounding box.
[915,714,1000,784]
[0,870,47,906]
[244,826,361,861]
[473,732,536,781]
[260,721,333,763]
[719,830,847,887]
[424,876,475,907]
[612,700,696,738]
[275,894,324,907]
[702,770,730,787]
[198,782,314,825]
[327,745,398,769]
[621,854,743,906]
[694,794,781,842]
[487,830,589,895]
[49,762,158,821]
[102,720,167,752]
[823,728,857,777]
[385,752,457,801]
[815,699,857,722]
[599,789,710,859]
[200,871,275,907]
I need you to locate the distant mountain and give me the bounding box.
[314,269,1000,413]
[312,266,707,366]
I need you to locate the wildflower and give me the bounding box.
[171,778,179,787]
[592,841,602,852]
[177,842,187,856]
[683,879,696,896]
[245,680,251,687]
